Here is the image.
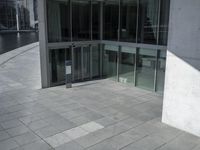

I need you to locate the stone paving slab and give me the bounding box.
[0,44,199,150]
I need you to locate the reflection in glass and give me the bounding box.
[119,47,136,84]
[92,1,100,40]
[120,0,137,42]
[103,0,119,40]
[73,47,82,81]
[103,45,118,80]
[156,50,166,92]
[51,48,71,84]
[159,0,170,45]
[136,48,156,90]
[47,0,70,42]
[72,0,91,41]
[83,46,90,80]
[138,0,159,44]
[92,45,100,78]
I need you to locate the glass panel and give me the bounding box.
[92,1,100,40]
[159,0,170,45]
[103,45,118,80]
[120,0,137,42]
[138,0,159,44]
[103,0,119,40]
[47,0,70,42]
[50,49,65,83]
[72,0,91,41]
[92,45,100,78]
[83,46,90,80]
[73,47,82,81]
[156,50,166,92]
[119,47,136,84]
[136,48,156,90]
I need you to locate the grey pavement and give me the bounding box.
[0,44,199,150]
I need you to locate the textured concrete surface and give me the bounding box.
[163,0,200,136]
[0,44,200,149]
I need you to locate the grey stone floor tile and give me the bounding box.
[6,125,29,137]
[28,119,49,131]
[157,133,200,150]
[63,126,89,139]
[13,131,40,146]
[19,115,42,125]
[75,122,129,148]
[95,117,117,127]
[121,135,166,150]
[69,116,91,126]
[87,132,142,150]
[0,138,19,150]
[35,125,61,138]
[81,112,104,121]
[44,133,71,148]
[0,131,10,141]
[0,119,23,129]
[13,140,51,150]
[55,141,84,150]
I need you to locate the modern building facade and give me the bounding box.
[0,0,38,31]
[39,0,200,137]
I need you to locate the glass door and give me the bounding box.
[82,46,91,80]
[103,45,118,81]
[72,45,91,82]
[119,47,136,84]
[73,47,82,82]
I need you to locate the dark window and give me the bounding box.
[47,0,70,42]
[103,0,119,41]
[120,0,137,42]
[138,0,159,44]
[159,0,170,45]
[72,0,91,41]
[92,1,100,40]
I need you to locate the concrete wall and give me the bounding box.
[162,0,200,136]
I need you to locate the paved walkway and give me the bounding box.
[0,44,199,150]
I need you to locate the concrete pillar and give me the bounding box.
[162,0,200,136]
[38,0,50,88]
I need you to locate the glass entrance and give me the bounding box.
[73,47,82,82]
[119,47,136,84]
[72,45,98,82]
[103,45,118,81]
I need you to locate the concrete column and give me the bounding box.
[38,0,50,88]
[162,0,200,136]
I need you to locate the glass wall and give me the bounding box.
[103,0,119,41]
[136,48,157,90]
[156,50,166,92]
[138,0,159,44]
[119,46,136,84]
[72,0,91,41]
[159,0,170,45]
[92,1,100,40]
[47,0,70,42]
[103,45,118,80]
[120,0,137,42]
[47,0,169,93]
[73,47,82,81]
[92,45,100,78]
[50,48,71,84]
[83,46,91,80]
[46,0,170,45]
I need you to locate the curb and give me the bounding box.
[0,42,39,66]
